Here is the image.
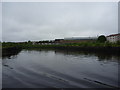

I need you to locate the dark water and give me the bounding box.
[2,49,119,88]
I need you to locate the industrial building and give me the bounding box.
[106,33,120,43]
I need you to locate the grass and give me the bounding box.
[1,41,120,56]
[2,41,120,48]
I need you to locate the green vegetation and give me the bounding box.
[2,42,22,49]
[2,33,120,56]
[2,41,120,49]
[97,35,107,43]
[1,41,120,56]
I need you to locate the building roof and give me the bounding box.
[107,33,120,37]
[64,37,97,40]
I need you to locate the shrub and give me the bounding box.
[97,35,107,43]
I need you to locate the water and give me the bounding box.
[2,49,119,88]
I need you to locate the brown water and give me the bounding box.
[2,49,119,88]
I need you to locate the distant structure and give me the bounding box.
[60,37,97,44]
[64,37,97,40]
[54,39,64,44]
[31,37,97,45]
[106,33,120,43]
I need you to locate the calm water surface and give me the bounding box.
[2,49,119,88]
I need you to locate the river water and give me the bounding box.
[2,49,119,88]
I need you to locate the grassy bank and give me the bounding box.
[2,41,120,56]
[2,42,22,57]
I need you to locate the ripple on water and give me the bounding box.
[2,50,119,88]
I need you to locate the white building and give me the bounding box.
[64,37,97,40]
[106,33,120,43]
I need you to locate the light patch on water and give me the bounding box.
[2,49,119,88]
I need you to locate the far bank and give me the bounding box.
[2,41,120,57]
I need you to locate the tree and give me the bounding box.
[97,35,106,43]
[28,40,32,44]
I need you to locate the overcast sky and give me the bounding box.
[2,2,118,42]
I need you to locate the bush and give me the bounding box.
[97,35,107,43]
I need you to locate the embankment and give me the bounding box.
[2,42,120,57]
[2,46,22,57]
[21,45,120,55]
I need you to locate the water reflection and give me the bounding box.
[3,48,120,63]
[2,49,21,59]
[54,49,120,63]
[2,49,119,88]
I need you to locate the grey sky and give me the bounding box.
[2,2,118,42]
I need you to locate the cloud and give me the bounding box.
[2,2,118,42]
